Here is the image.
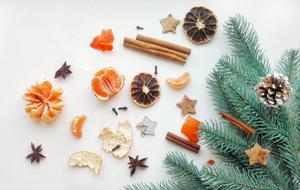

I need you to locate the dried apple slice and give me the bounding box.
[166,72,191,89]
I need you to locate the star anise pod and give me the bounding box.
[54,61,72,79]
[128,155,148,176]
[26,142,46,164]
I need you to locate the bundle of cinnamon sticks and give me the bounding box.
[123,35,191,64]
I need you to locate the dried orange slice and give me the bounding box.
[181,115,201,143]
[130,73,160,107]
[166,72,191,89]
[90,29,114,52]
[24,81,63,122]
[91,67,125,101]
[71,115,87,139]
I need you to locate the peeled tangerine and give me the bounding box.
[181,115,201,143]
[166,72,191,89]
[71,115,87,139]
[91,67,125,101]
[24,81,63,122]
[90,29,114,52]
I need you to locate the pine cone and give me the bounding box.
[255,73,292,107]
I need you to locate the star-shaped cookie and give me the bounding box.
[136,116,157,137]
[245,143,270,165]
[160,14,180,33]
[177,95,197,116]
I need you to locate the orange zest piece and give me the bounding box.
[90,29,114,52]
[181,115,201,143]
[207,159,215,165]
[91,67,125,101]
[71,115,87,139]
[24,81,64,122]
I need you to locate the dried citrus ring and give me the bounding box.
[24,80,64,122]
[166,72,191,89]
[90,29,114,52]
[181,115,201,143]
[183,7,217,44]
[130,73,160,108]
[71,115,87,139]
[91,67,125,101]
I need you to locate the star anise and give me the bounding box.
[128,155,148,176]
[54,61,72,79]
[26,142,46,164]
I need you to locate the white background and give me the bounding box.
[0,0,299,189]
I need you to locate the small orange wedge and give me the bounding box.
[71,115,87,139]
[166,72,191,89]
[91,67,125,101]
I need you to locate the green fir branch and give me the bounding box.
[163,152,206,189]
[207,69,234,114]
[200,121,249,154]
[277,49,300,137]
[277,49,300,88]
[225,14,271,77]
[215,55,261,87]
[200,164,280,190]
[123,181,197,190]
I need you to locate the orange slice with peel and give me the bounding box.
[166,72,191,89]
[71,115,87,139]
[90,29,114,52]
[91,67,125,101]
[181,115,201,143]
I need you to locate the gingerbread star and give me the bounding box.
[176,95,197,116]
[245,143,270,165]
[160,14,180,33]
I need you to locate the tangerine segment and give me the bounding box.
[24,81,63,122]
[71,115,87,139]
[166,72,191,89]
[181,115,201,143]
[91,67,125,101]
[90,29,114,52]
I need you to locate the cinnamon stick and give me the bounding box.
[219,112,256,136]
[124,37,188,59]
[166,132,200,153]
[124,39,186,64]
[136,34,192,55]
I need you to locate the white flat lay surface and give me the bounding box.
[0,0,299,189]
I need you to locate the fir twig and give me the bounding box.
[200,164,280,190]
[163,152,206,189]
[225,15,271,77]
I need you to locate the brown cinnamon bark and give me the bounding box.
[124,39,186,63]
[166,132,200,153]
[136,35,192,55]
[124,37,188,59]
[219,112,256,136]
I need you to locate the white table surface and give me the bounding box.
[0,0,299,189]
